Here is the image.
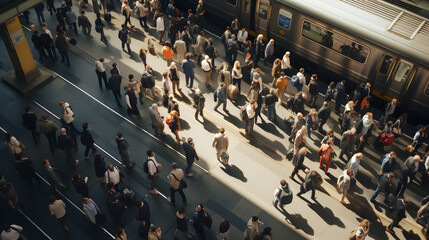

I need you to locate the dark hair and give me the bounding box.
[129,74,134,80]
[82,122,89,129]
[147,150,153,156]
[72,174,80,184]
[5,132,11,142]
[25,106,31,112]
[252,216,259,222]
[112,63,117,68]
[261,227,272,236]
[49,195,57,203]
[117,132,123,138]
[178,206,186,214]
[95,154,103,162]
[81,10,85,14]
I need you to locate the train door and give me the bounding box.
[239,0,256,31]
[239,0,269,34]
[255,0,270,34]
[376,55,415,97]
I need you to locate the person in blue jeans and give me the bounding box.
[34,3,46,26]
[265,89,278,122]
[370,173,394,205]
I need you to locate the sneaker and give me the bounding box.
[186,173,194,177]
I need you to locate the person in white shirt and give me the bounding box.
[95,58,107,89]
[296,68,306,91]
[237,28,248,50]
[345,153,363,178]
[156,15,165,44]
[1,224,23,240]
[201,55,212,87]
[104,164,120,190]
[281,51,292,75]
[245,100,257,137]
[147,150,160,194]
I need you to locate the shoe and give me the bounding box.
[74,160,79,166]
[186,173,194,177]
[149,189,159,195]
[370,199,376,203]
[178,88,182,91]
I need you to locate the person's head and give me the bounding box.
[231,34,236,40]
[250,99,257,109]
[269,39,274,45]
[350,127,357,135]
[220,82,225,88]
[185,52,192,60]
[117,132,123,139]
[386,121,393,128]
[187,137,193,145]
[136,201,144,208]
[96,13,101,19]
[356,152,363,160]
[366,82,371,88]
[309,108,317,115]
[41,115,49,122]
[72,174,81,183]
[178,206,186,214]
[346,168,353,176]
[261,227,272,236]
[341,80,346,86]
[392,98,397,104]
[366,112,373,119]
[274,58,281,66]
[300,126,307,134]
[117,228,125,235]
[208,37,213,43]
[322,101,328,107]
[95,154,103,163]
[387,173,394,181]
[147,150,154,157]
[285,51,291,57]
[234,61,240,69]
[82,122,89,130]
[196,203,204,211]
[162,72,168,78]
[413,155,421,162]
[171,162,178,170]
[199,0,203,5]
[121,24,126,29]
[252,216,259,223]
[150,225,160,233]
[359,219,370,230]
[257,34,263,41]
[326,129,334,137]
[269,89,275,95]
[299,68,304,73]
[326,139,333,146]
[43,159,50,166]
[219,127,225,134]
[280,179,288,188]
[82,197,90,204]
[151,103,158,110]
[170,110,179,118]
[387,151,396,159]
[170,62,176,69]
[108,164,114,171]
[129,74,134,80]
[245,53,252,60]
[49,195,57,203]
[297,112,304,119]
[299,147,308,155]
[59,101,65,108]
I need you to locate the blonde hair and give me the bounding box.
[257,34,263,41]
[299,147,308,155]
[233,61,241,69]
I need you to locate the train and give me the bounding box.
[177,0,429,123]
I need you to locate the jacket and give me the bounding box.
[292,151,305,168]
[81,129,94,146]
[49,200,66,219]
[217,69,231,86]
[108,74,122,92]
[276,77,287,92]
[57,134,73,151]
[40,120,58,134]
[174,40,187,56]
[78,15,91,27]
[378,173,393,194]
[306,115,319,130]
[66,10,77,24]
[213,133,228,151]
[245,218,258,240]
[308,80,318,95]
[104,167,120,185]
[62,103,74,124]
[7,137,22,155]
[83,199,100,224]
[380,153,396,173]
[340,130,357,151]
[334,82,346,103]
[183,142,199,163]
[319,144,334,162]
[148,107,163,127]
[215,86,226,103]
[169,168,184,190]
[22,112,37,130]
[162,46,174,60]
[181,59,195,75]
[317,106,331,121]
[55,34,69,52]
[116,138,128,152]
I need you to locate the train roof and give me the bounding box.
[277,0,429,68]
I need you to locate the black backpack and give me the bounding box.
[141,72,155,88]
[279,188,293,205]
[143,159,155,174]
[240,105,248,121]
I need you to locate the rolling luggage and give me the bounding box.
[221,151,229,164]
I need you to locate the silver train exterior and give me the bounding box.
[183,0,429,121]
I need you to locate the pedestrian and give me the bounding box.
[168,62,181,95]
[136,0,149,29]
[307,74,319,107]
[290,147,308,179]
[181,53,196,88]
[217,62,231,87]
[125,85,140,116]
[395,155,421,197]
[94,154,107,183]
[321,129,334,144]
[65,8,78,34]
[350,219,370,240]
[121,0,133,28]
[82,197,104,225]
[253,34,264,67]
[195,0,205,29]
[57,127,78,166]
[94,58,108,89]
[245,100,257,137]
[192,203,210,240]
[22,106,39,144]
[182,26,193,50]
[15,156,39,190]
[276,73,287,104]
[242,53,253,83]
[339,127,357,161]
[173,206,193,239]
[306,108,319,138]
[243,40,254,59]
[411,126,427,154]
[108,69,122,106]
[39,115,58,152]
[0,224,24,240]
[81,122,96,160]
[137,47,148,68]
[162,41,174,67]
[227,34,238,65]
[193,89,205,120]
[380,151,396,175]
[337,168,353,203]
[168,162,187,205]
[317,101,331,134]
[128,74,144,104]
[150,0,160,21]
[72,174,89,197]
[214,83,228,113]
[182,137,199,176]
[370,173,394,205]
[217,219,230,240]
[146,150,161,194]
[334,80,346,113]
[221,27,231,60]
[115,228,129,240]
[165,110,181,142]
[231,60,242,93]
[136,200,151,238]
[318,140,334,174]
[95,14,107,44]
[148,225,162,240]
[293,127,307,158]
[325,82,336,101]
[291,92,306,114]
[31,30,47,63]
[264,39,275,65]
[46,0,56,15]
[237,27,248,50]
[34,3,45,26]
[104,164,121,191]
[115,133,135,168]
[265,89,278,122]
[78,10,91,36]
[272,179,292,208]
[295,68,306,92]
[201,55,212,87]
[393,113,407,137]
[139,68,155,98]
[359,112,374,139]
[55,8,66,30]
[244,216,263,240]
[281,51,292,75]
[297,169,323,200]
[156,15,165,44]
[341,110,355,134]
[55,32,70,66]
[174,35,187,65]
[270,58,282,86]
[289,113,305,142]
[386,198,409,234]
[212,127,229,161]
[118,24,131,53]
[148,103,165,137]
[43,159,67,190]
[260,227,273,240]
[0,182,19,211]
[168,21,178,46]
[48,195,69,231]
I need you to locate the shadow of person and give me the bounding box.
[307,201,345,228]
[278,208,315,236]
[401,229,421,240]
[179,118,190,130]
[220,164,247,182]
[202,118,219,133]
[174,90,192,105]
[256,122,285,138]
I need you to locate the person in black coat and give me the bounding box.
[290,147,308,179]
[115,132,134,168]
[81,122,96,160]
[125,85,140,116]
[334,80,346,113]
[292,92,306,114]
[370,173,394,205]
[317,101,331,134]
[58,127,78,166]
[31,31,47,63]
[182,137,199,177]
[118,24,131,53]
[341,110,355,135]
[72,174,89,197]
[297,170,322,200]
[22,106,39,144]
[40,29,56,60]
[395,155,421,198]
[55,32,70,66]
[108,69,122,106]
[94,154,107,182]
[136,200,151,238]
[55,8,66,30]
[15,156,39,190]
[386,198,409,233]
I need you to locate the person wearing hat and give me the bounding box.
[148,225,162,240]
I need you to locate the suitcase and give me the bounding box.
[221,151,229,164]
[228,85,238,100]
[104,13,111,23]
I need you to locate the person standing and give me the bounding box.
[48,195,69,231]
[221,27,231,60]
[307,74,319,107]
[264,39,275,65]
[174,207,193,239]
[156,15,165,44]
[31,31,47,63]
[317,101,331,134]
[318,140,334,174]
[245,100,257,137]
[217,62,231,87]
[148,103,165,137]
[5,133,23,160]
[116,132,135,168]
[193,89,205,120]
[146,150,160,194]
[174,35,187,65]
[212,128,229,161]
[214,83,228,113]
[370,173,394,205]
[339,127,357,161]
[195,0,205,29]
[231,61,242,93]
[183,137,199,176]
[39,115,58,152]
[345,152,363,180]
[276,73,287,104]
[72,174,89,197]
[380,151,396,175]
[43,159,67,190]
[94,155,107,183]
[0,224,24,240]
[201,55,212,87]
[104,164,121,191]
[290,147,308,179]
[141,67,156,98]
[244,216,263,240]
[108,69,122,106]
[337,168,353,203]
[22,106,39,144]
[95,58,108,89]
[136,200,151,239]
[125,85,140,116]
[281,51,292,75]
[55,32,70,66]
[78,10,91,36]
[121,0,133,28]
[148,225,162,240]
[66,8,78,34]
[168,162,187,205]
[81,122,96,160]
[57,128,78,166]
[34,3,45,26]
[162,41,174,67]
[272,179,291,208]
[293,127,307,159]
[381,98,397,124]
[182,53,196,88]
[136,0,149,29]
[297,170,323,200]
[205,38,217,69]
[395,155,420,197]
[118,25,131,53]
[82,197,103,225]
[192,204,209,240]
[95,14,107,44]
[386,198,409,234]
[15,156,39,190]
[334,80,346,113]
[227,34,238,66]
[170,64,181,93]
[218,219,230,240]
[289,113,305,142]
[237,28,248,50]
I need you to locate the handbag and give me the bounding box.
[406,142,417,155]
[170,173,187,189]
[68,37,77,46]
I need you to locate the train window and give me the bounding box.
[393,62,411,83]
[379,56,393,75]
[226,0,237,6]
[301,20,369,63]
[278,8,292,30]
[244,0,250,13]
[258,1,268,20]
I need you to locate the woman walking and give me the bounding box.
[318,140,334,174]
[169,62,181,95]
[232,61,242,93]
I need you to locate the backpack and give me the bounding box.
[279,188,293,205]
[240,105,248,121]
[141,72,155,88]
[143,159,155,173]
[165,114,174,127]
[380,132,395,146]
[291,75,300,87]
[227,40,237,52]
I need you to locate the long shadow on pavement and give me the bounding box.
[220,164,247,182]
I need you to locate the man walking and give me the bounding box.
[78,10,92,36]
[386,198,409,234]
[16,156,39,190]
[108,69,122,106]
[273,179,292,208]
[380,151,396,174]
[136,0,149,29]
[116,132,135,168]
[148,104,164,136]
[226,34,238,65]
[395,155,420,197]
[370,173,394,205]
[43,159,67,190]
[174,35,187,65]
[264,39,275,65]
[245,100,257,137]
[382,98,397,124]
[146,150,160,194]
[339,128,357,161]
[95,58,108,89]
[156,15,165,44]
[59,101,78,135]
[66,8,78,34]
[48,195,69,231]
[34,3,45,26]
[55,32,70,66]
[22,106,39,144]
[136,200,151,238]
[31,31,47,63]
[334,80,346,113]
[212,128,229,161]
[57,128,78,166]
[118,25,131,53]
[182,138,199,177]
[201,55,212,87]
[81,122,96,160]
[141,67,156,98]
[104,164,121,191]
[168,162,187,205]
[39,115,58,152]
[181,53,195,88]
[214,83,228,113]
[317,101,331,134]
